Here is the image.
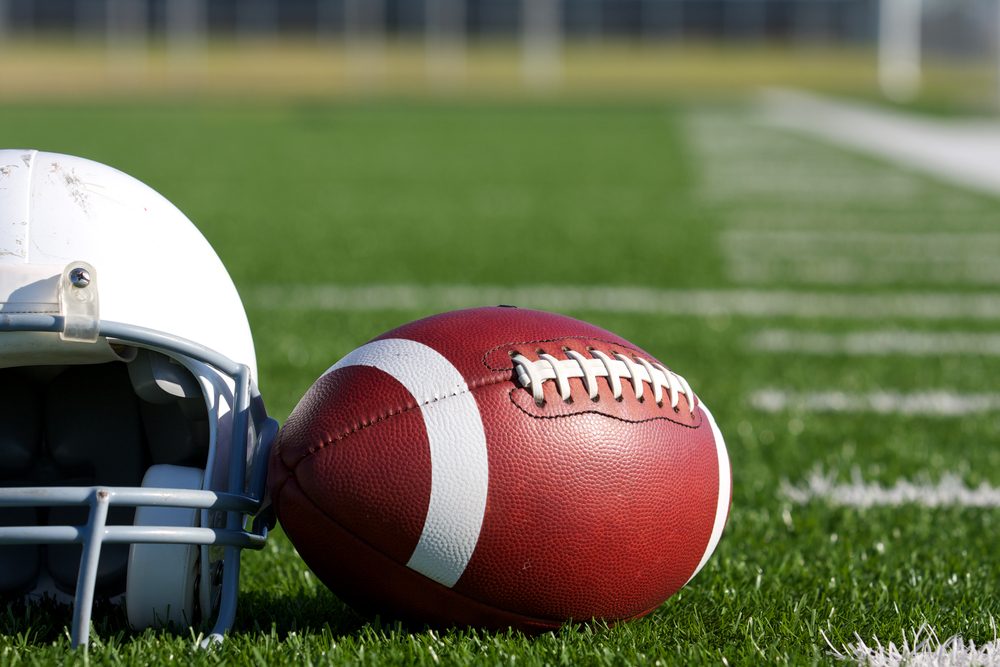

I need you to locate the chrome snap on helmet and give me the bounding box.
[0,150,277,647]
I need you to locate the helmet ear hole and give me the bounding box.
[126,464,204,631]
[128,349,209,467]
[139,401,208,467]
[127,350,201,404]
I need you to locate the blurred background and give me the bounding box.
[1,0,998,417]
[0,0,996,106]
[2,2,1000,658]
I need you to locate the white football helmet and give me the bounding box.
[0,150,276,647]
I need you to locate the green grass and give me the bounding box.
[1,98,999,665]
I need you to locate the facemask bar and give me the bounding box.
[0,315,276,648]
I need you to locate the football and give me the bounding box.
[268,306,731,631]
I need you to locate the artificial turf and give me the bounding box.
[0,97,997,665]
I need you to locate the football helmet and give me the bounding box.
[0,150,277,647]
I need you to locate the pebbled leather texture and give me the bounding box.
[269,306,729,629]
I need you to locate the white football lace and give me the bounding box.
[511,349,697,412]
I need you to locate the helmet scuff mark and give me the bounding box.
[48,162,90,213]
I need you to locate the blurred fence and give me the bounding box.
[0,0,984,43]
[0,0,884,42]
[0,0,996,103]
[2,1,996,63]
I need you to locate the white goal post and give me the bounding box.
[878,0,922,102]
[880,0,1000,108]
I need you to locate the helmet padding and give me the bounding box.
[0,360,210,599]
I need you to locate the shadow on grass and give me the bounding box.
[1,587,609,649]
[233,588,619,648]
[1,589,478,647]
[234,588,369,638]
[0,594,128,646]
[0,588,370,647]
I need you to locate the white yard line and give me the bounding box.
[727,209,997,232]
[726,256,1000,286]
[685,111,922,205]
[749,329,1000,356]
[782,470,1000,508]
[825,624,1000,667]
[721,229,1000,286]
[694,168,918,202]
[760,88,1000,196]
[688,104,995,287]
[250,283,1000,320]
[722,230,1000,285]
[723,230,1000,259]
[752,388,1000,417]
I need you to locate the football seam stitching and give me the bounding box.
[288,372,512,469]
[506,387,703,428]
[286,336,698,468]
[481,336,698,428]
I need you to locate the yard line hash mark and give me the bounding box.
[686,102,994,288]
[722,230,1000,286]
[823,623,1000,667]
[751,389,1000,417]
[749,329,1000,356]
[782,470,1000,509]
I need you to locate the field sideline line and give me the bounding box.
[782,470,1000,508]
[752,389,1000,417]
[749,329,1000,356]
[251,283,1000,320]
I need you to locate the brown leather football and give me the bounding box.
[268,306,731,631]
